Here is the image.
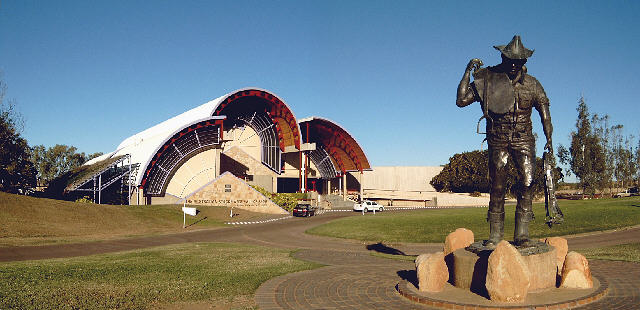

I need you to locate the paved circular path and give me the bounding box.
[256,249,422,310]
[1,210,639,309]
[247,216,640,309]
[255,249,640,309]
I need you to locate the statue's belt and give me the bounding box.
[489,121,533,132]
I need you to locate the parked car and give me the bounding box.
[613,190,632,198]
[353,200,384,212]
[293,203,317,217]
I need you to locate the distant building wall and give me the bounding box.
[361,166,443,192]
[252,174,276,192]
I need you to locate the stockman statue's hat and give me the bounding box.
[493,35,534,59]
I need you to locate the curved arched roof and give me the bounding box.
[299,117,371,174]
[214,89,301,151]
[140,118,224,195]
[91,88,302,187]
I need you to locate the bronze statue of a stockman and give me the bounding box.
[456,35,554,248]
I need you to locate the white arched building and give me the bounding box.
[80,88,371,205]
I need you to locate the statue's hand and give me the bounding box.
[466,58,483,72]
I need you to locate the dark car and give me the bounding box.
[293,203,316,217]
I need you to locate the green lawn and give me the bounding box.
[0,243,322,310]
[307,197,640,243]
[371,242,640,264]
[581,242,640,263]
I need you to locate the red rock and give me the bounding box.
[415,252,448,292]
[543,237,568,276]
[486,240,530,302]
[560,251,593,289]
[443,228,474,255]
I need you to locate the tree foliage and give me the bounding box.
[590,114,616,193]
[568,97,607,196]
[430,150,491,193]
[612,133,636,188]
[558,96,637,196]
[0,77,37,193]
[430,150,562,197]
[636,139,640,184]
[31,144,103,186]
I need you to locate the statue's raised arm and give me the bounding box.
[456,58,483,107]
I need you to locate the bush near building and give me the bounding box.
[251,185,307,212]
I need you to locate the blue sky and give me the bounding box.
[1,1,639,169]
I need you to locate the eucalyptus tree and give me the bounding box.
[31,144,103,186]
[557,96,606,197]
[0,75,36,193]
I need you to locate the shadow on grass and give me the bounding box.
[186,216,208,228]
[366,242,406,256]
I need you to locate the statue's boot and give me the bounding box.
[483,211,504,248]
[514,210,534,247]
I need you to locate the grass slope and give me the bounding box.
[0,242,322,310]
[0,192,279,247]
[307,197,640,243]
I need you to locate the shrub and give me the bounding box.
[431,149,563,198]
[74,196,93,204]
[250,185,307,212]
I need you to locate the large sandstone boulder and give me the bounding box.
[520,246,557,291]
[542,237,568,276]
[415,252,448,292]
[444,228,474,255]
[486,241,530,302]
[560,251,593,289]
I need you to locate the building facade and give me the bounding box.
[84,88,372,205]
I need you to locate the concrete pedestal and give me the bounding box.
[449,241,557,294]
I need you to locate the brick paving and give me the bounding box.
[256,260,424,309]
[577,260,640,310]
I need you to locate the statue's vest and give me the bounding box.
[473,67,515,115]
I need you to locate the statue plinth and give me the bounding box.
[400,232,607,308]
[449,241,557,293]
